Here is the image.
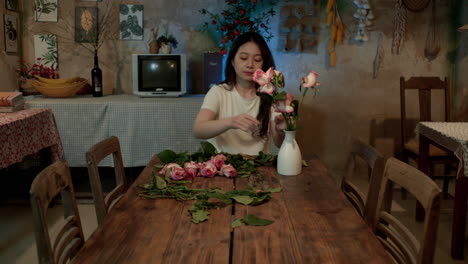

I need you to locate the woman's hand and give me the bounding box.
[230,114,260,133]
[274,114,286,132]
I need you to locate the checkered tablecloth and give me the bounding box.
[0,108,64,168]
[26,95,204,167]
[418,122,468,177]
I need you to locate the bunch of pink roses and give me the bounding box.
[253,67,320,131]
[158,153,237,181]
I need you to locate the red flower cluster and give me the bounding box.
[16,57,58,82]
[200,0,277,55]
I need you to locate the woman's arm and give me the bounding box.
[193,109,260,139]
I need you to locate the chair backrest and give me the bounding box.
[375,157,441,264]
[30,160,84,264]
[341,138,385,230]
[399,76,450,147]
[86,136,126,225]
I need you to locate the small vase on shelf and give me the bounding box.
[91,52,103,97]
[277,130,302,176]
[160,43,171,54]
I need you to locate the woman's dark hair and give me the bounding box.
[222,32,275,138]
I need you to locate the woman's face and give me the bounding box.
[232,41,264,84]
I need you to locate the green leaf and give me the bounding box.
[231,196,254,205]
[155,175,167,189]
[266,187,282,193]
[200,141,217,155]
[231,218,243,228]
[207,191,232,205]
[158,149,177,163]
[191,209,210,223]
[241,214,274,226]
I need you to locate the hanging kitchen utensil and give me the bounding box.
[402,0,430,12]
[424,0,440,61]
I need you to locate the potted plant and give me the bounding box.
[157,33,178,54]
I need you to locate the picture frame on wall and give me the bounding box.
[34,34,59,69]
[75,7,98,43]
[6,0,19,11]
[119,4,144,40]
[35,0,58,22]
[4,14,19,54]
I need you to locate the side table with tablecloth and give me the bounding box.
[0,108,64,169]
[25,95,204,167]
[416,122,468,259]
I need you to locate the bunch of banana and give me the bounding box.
[326,0,344,68]
[30,76,89,97]
[34,75,81,85]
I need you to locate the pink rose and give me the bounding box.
[253,67,273,86]
[257,83,275,95]
[183,161,198,179]
[198,161,218,178]
[170,167,186,181]
[273,93,294,113]
[210,154,227,169]
[301,71,320,88]
[158,163,181,175]
[220,164,237,178]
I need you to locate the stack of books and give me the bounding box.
[0,92,25,113]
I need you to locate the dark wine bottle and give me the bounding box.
[91,52,103,97]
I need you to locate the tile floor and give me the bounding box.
[0,166,467,263]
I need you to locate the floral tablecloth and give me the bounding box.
[0,108,64,169]
[417,122,468,177]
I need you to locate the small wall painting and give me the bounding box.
[119,4,144,40]
[34,34,59,69]
[278,0,320,53]
[35,0,58,22]
[75,7,98,43]
[4,14,18,54]
[6,0,19,11]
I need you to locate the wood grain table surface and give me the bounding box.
[71,154,392,264]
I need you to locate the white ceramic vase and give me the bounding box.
[160,43,172,54]
[277,130,302,176]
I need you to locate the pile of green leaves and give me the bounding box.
[188,186,282,223]
[157,142,275,178]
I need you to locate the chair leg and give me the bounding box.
[442,164,451,199]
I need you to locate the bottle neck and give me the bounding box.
[94,54,99,67]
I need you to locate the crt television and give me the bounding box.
[132,54,186,97]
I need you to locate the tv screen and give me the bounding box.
[132,54,186,97]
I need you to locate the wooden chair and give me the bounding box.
[375,157,441,264]
[400,76,456,196]
[86,136,127,226]
[30,160,85,264]
[341,138,385,230]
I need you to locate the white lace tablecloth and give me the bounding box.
[26,95,204,167]
[417,122,468,177]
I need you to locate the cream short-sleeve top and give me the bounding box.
[201,83,270,155]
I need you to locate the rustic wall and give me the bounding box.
[2,0,466,175]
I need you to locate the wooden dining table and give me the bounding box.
[71,154,392,263]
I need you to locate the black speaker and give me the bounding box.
[203,52,223,93]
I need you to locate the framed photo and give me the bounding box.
[75,7,98,43]
[4,14,18,54]
[6,0,18,11]
[119,4,144,40]
[35,0,58,22]
[34,34,58,69]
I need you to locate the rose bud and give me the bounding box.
[184,161,198,179]
[210,154,227,169]
[220,164,237,178]
[158,163,181,175]
[198,161,217,178]
[170,167,186,181]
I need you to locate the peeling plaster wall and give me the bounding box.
[2,0,467,175]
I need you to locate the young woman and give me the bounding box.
[193,32,285,155]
